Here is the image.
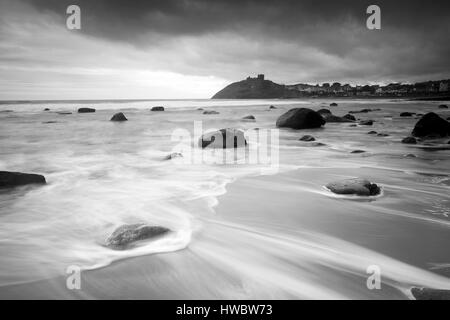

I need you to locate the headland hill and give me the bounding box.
[212,74,450,100]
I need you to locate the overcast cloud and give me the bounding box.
[0,0,449,99]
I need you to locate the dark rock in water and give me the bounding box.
[199,128,247,149]
[438,104,448,109]
[404,154,417,158]
[326,178,381,196]
[359,120,374,126]
[411,287,450,300]
[164,152,183,160]
[412,112,450,137]
[110,112,128,122]
[377,133,389,137]
[151,106,165,111]
[242,115,256,121]
[203,110,220,115]
[402,137,417,144]
[78,107,96,113]
[368,131,377,135]
[269,105,277,110]
[350,109,371,114]
[106,224,170,249]
[349,124,357,127]
[43,121,58,124]
[44,108,50,111]
[276,108,325,130]
[400,112,415,117]
[299,135,316,142]
[322,114,353,123]
[310,142,326,147]
[343,114,356,121]
[0,171,46,188]
[0,110,13,113]
[197,108,204,111]
[57,112,72,115]
[317,109,331,115]
[330,103,338,107]
[351,150,366,154]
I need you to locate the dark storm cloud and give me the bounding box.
[6,0,450,91]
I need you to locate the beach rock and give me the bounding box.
[400,112,414,117]
[317,109,331,115]
[310,142,326,147]
[57,112,72,115]
[343,114,356,121]
[377,133,389,137]
[203,111,220,115]
[326,178,381,196]
[412,113,450,137]
[368,131,377,135]
[44,108,50,111]
[269,105,277,110]
[351,150,366,154]
[322,114,353,123]
[359,120,374,126]
[402,137,417,144]
[242,115,256,121]
[164,152,183,160]
[411,287,450,300]
[78,107,96,113]
[110,112,128,122]
[197,108,204,111]
[349,124,357,127]
[330,103,338,107]
[0,171,46,188]
[276,108,325,130]
[43,121,58,124]
[438,104,448,109]
[151,106,165,112]
[404,154,417,158]
[106,224,170,249]
[299,135,316,142]
[199,128,247,149]
[349,109,371,114]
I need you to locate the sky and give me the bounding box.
[0,0,449,100]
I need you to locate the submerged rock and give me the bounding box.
[299,135,316,142]
[106,224,170,249]
[203,110,220,115]
[151,106,165,112]
[164,152,183,160]
[322,114,353,123]
[242,115,256,121]
[0,171,46,188]
[377,133,389,137]
[411,287,450,300]
[400,112,415,117]
[57,112,72,115]
[351,150,366,154]
[310,142,326,147]
[412,112,450,137]
[349,109,372,114]
[368,131,377,135]
[359,120,374,126]
[110,112,128,122]
[330,103,338,107]
[317,109,331,115]
[343,114,356,121]
[438,104,448,109]
[276,108,325,129]
[199,128,247,149]
[44,108,50,111]
[402,137,417,144]
[326,178,381,196]
[78,107,96,113]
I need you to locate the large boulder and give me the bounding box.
[110,112,128,122]
[106,224,170,249]
[78,107,96,113]
[199,128,247,149]
[326,178,381,196]
[412,113,450,137]
[411,288,450,300]
[276,108,325,130]
[0,171,46,188]
[151,106,165,112]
